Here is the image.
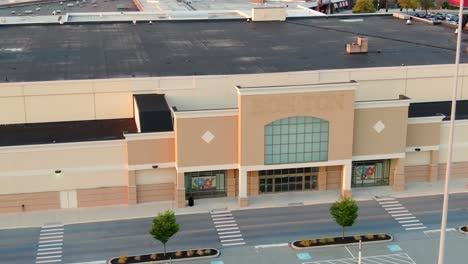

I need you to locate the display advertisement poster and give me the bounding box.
[355,165,375,180]
[192,176,217,190]
[448,0,468,7]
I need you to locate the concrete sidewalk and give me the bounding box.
[1,178,467,230]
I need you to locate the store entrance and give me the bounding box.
[352,160,390,187]
[259,167,318,194]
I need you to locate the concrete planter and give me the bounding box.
[459,226,468,234]
[108,248,220,264]
[291,234,393,250]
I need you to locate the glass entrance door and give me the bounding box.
[185,170,226,199]
[259,167,318,193]
[352,160,390,187]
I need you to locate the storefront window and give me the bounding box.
[185,170,226,199]
[352,160,390,187]
[264,116,329,165]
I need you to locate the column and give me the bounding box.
[429,150,439,182]
[127,170,137,205]
[341,161,352,198]
[226,170,236,197]
[175,171,186,208]
[238,168,248,207]
[393,158,405,191]
[318,167,328,191]
[248,171,259,196]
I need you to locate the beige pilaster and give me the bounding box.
[318,167,328,191]
[175,172,186,208]
[393,158,405,191]
[248,171,259,196]
[429,150,439,182]
[226,169,236,197]
[238,168,249,207]
[341,161,352,198]
[127,170,137,205]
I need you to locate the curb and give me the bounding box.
[290,234,393,250]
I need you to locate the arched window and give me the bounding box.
[264,116,329,165]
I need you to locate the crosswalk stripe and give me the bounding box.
[222,242,246,246]
[402,223,424,227]
[375,197,395,201]
[211,210,230,214]
[214,220,236,224]
[406,226,427,230]
[381,203,402,207]
[40,235,63,240]
[385,207,405,211]
[38,239,63,244]
[36,255,62,259]
[398,220,420,224]
[215,223,237,228]
[38,247,62,251]
[395,216,416,220]
[37,251,62,255]
[212,217,234,221]
[40,228,64,233]
[388,210,409,214]
[392,213,412,217]
[378,201,399,204]
[211,214,232,218]
[219,234,242,239]
[217,227,239,231]
[218,230,241,235]
[220,238,244,243]
[40,232,64,236]
[42,224,64,229]
[36,259,62,264]
[38,243,63,247]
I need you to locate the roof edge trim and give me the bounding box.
[236,81,357,96]
[173,109,238,119]
[408,116,445,124]
[124,131,175,141]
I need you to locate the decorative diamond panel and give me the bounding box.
[202,131,215,143]
[373,121,385,133]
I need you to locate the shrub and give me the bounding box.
[311,239,317,245]
[117,256,128,264]
[300,240,312,247]
[365,234,374,240]
[378,234,386,239]
[353,235,362,241]
[319,238,328,244]
[204,249,212,255]
[327,237,335,243]
[196,249,204,256]
[133,256,141,261]
[186,250,194,257]
[175,251,183,257]
[150,254,157,260]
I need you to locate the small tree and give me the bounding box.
[398,0,418,11]
[150,210,179,256]
[419,0,435,15]
[330,196,359,239]
[353,0,376,13]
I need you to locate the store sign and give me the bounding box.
[192,176,217,191]
[355,165,375,180]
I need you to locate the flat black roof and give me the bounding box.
[409,100,468,120]
[0,16,466,83]
[0,118,137,147]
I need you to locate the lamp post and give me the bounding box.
[437,2,463,264]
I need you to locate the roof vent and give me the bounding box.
[346,37,368,54]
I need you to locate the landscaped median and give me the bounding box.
[459,225,468,234]
[109,248,220,264]
[291,234,393,250]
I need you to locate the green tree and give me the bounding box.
[353,0,376,13]
[398,0,418,11]
[149,210,180,256]
[419,0,435,14]
[330,196,359,239]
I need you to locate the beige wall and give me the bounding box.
[439,122,468,163]
[252,7,286,21]
[136,183,174,203]
[135,168,176,185]
[239,90,355,166]
[406,123,441,147]
[77,186,128,207]
[405,151,431,166]
[175,115,238,167]
[326,166,342,190]
[353,107,408,156]
[127,138,175,165]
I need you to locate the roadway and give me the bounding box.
[0,193,467,264]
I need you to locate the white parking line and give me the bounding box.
[302,253,416,264]
[254,243,288,249]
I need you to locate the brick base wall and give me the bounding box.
[0,191,60,213]
[405,165,430,183]
[77,186,128,207]
[136,183,174,203]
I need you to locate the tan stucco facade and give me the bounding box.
[2,65,468,213]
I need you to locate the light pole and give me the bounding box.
[437,2,463,264]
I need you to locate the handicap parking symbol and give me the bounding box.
[387,244,402,252]
[296,252,312,260]
[211,261,224,264]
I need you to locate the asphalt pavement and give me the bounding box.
[1,193,467,264]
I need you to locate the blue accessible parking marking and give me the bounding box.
[211,261,224,264]
[387,244,402,252]
[296,252,312,260]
